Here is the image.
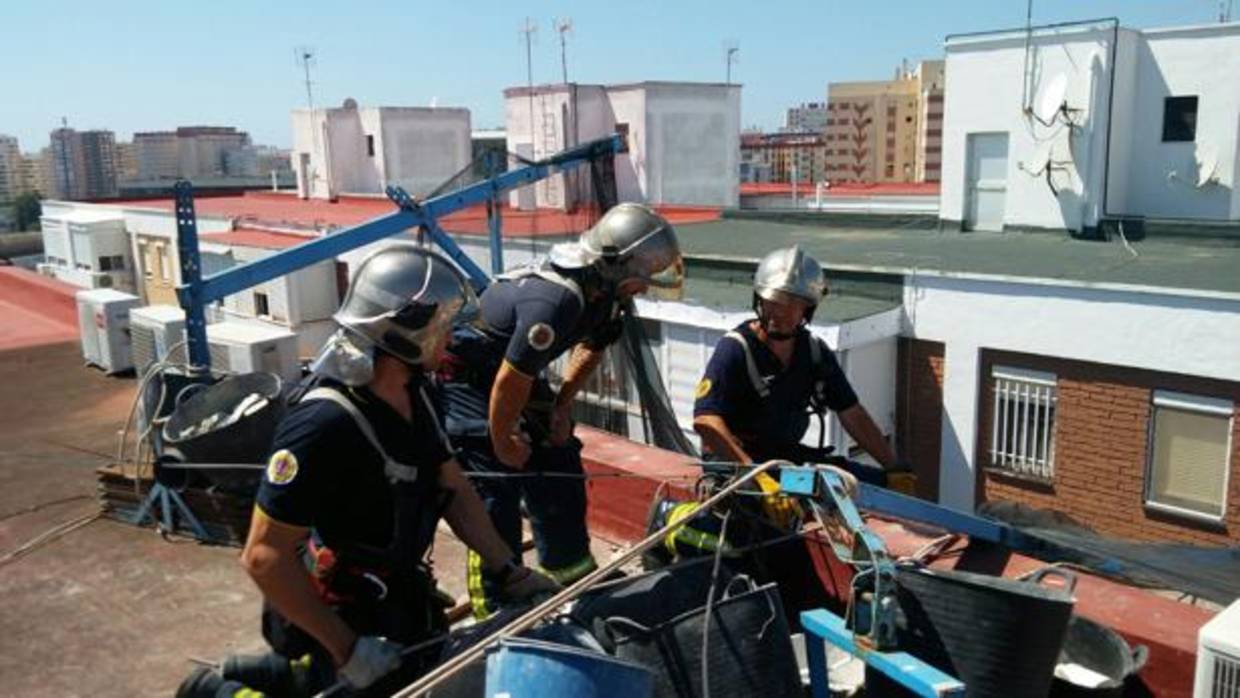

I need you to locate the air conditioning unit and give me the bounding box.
[206,321,301,384]
[129,305,187,377]
[1195,598,1240,698]
[75,289,141,374]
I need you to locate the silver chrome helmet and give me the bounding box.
[753,245,827,322]
[549,203,684,298]
[333,244,477,366]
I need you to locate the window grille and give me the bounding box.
[990,366,1057,480]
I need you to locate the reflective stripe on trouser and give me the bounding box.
[457,434,594,619]
[537,555,598,585]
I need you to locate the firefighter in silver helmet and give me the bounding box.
[439,202,684,620]
[180,246,559,697]
[693,245,912,522]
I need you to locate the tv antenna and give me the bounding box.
[554,17,573,84]
[724,39,740,84]
[295,47,317,111]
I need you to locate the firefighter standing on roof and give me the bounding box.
[693,245,913,521]
[438,203,684,619]
[178,246,559,698]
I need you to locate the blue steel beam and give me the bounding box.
[178,134,622,308]
[173,182,211,373]
[801,609,965,698]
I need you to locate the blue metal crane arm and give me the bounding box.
[179,133,624,307]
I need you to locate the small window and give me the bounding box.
[1162,96,1198,142]
[1145,391,1232,521]
[366,134,375,157]
[254,291,270,317]
[615,122,630,144]
[99,256,114,271]
[989,366,1057,481]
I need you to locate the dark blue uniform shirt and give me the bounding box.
[693,322,858,461]
[477,274,618,377]
[256,378,452,554]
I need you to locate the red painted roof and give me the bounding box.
[0,267,79,350]
[740,181,940,196]
[110,191,722,238]
[200,228,316,251]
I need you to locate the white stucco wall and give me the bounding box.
[941,23,1117,231]
[942,21,1240,231]
[1115,25,1240,220]
[292,105,471,200]
[905,271,1240,510]
[639,83,741,208]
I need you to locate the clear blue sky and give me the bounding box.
[0,1,1222,152]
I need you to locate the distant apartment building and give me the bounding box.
[504,81,741,208]
[0,135,21,202]
[134,126,254,180]
[826,60,944,184]
[253,146,292,177]
[783,102,829,133]
[48,128,118,200]
[291,99,472,200]
[740,131,827,183]
[115,141,139,181]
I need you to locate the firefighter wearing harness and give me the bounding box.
[693,245,912,525]
[178,246,559,698]
[439,203,684,620]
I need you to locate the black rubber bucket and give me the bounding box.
[894,565,1077,698]
[1050,615,1149,697]
[161,372,284,491]
[606,577,803,698]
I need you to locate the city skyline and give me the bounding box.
[0,1,1217,151]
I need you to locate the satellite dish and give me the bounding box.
[1034,73,1068,123]
[1196,146,1219,187]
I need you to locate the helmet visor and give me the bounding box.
[643,256,684,301]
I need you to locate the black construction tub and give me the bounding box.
[891,565,1077,698]
[161,372,284,492]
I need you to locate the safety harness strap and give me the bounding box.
[724,330,770,398]
[300,387,420,484]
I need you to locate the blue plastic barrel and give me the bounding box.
[484,637,653,698]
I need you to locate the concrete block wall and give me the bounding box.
[976,349,1240,545]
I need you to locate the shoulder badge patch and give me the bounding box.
[266,449,299,485]
[528,322,556,351]
[695,378,713,399]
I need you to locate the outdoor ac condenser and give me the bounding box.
[1195,598,1240,698]
[205,321,300,384]
[75,289,141,374]
[129,305,187,377]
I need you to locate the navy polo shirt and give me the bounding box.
[693,322,858,460]
[256,378,452,552]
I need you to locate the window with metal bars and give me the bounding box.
[989,366,1057,480]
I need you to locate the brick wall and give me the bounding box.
[895,338,944,501]
[977,349,1240,545]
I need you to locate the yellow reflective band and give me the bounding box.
[662,502,726,554]
[231,690,266,698]
[466,549,493,620]
[289,653,313,671]
[538,555,598,585]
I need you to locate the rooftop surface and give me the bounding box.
[103,191,721,238]
[677,217,1240,297]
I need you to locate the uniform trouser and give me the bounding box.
[455,433,597,618]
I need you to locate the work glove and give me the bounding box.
[886,461,918,496]
[755,471,803,529]
[338,636,404,691]
[499,565,562,602]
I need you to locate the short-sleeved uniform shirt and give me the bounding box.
[693,322,858,461]
[478,274,619,377]
[441,273,621,438]
[256,378,453,555]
